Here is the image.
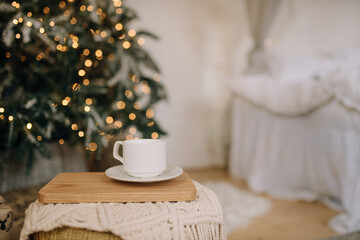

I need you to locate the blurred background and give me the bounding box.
[1,0,359,239]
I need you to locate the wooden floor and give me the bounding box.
[187,168,339,240]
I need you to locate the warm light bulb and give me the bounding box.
[26,123,32,129]
[129,113,136,120]
[84,59,92,67]
[72,83,81,91]
[78,69,86,76]
[117,101,125,109]
[8,116,14,121]
[115,23,123,31]
[84,106,91,112]
[0,108,4,113]
[151,132,159,139]
[95,49,103,57]
[89,142,97,151]
[146,108,154,119]
[85,98,92,105]
[114,121,122,128]
[71,123,78,130]
[137,38,145,45]
[83,49,90,56]
[122,41,131,49]
[106,116,114,124]
[83,79,90,85]
[129,127,136,134]
[128,29,136,37]
[59,139,64,145]
[78,131,84,137]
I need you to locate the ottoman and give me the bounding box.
[20,181,225,240]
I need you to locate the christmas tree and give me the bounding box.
[0,0,166,170]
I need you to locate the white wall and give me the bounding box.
[127,0,249,169]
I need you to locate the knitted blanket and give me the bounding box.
[20,181,225,240]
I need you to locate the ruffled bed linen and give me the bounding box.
[229,98,360,233]
[229,51,360,233]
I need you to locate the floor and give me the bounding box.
[3,168,339,240]
[187,168,339,240]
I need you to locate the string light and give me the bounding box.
[18,17,23,23]
[129,113,136,120]
[116,101,125,109]
[146,108,154,119]
[95,50,103,58]
[26,21,33,27]
[0,108,4,113]
[59,1,66,8]
[83,49,90,56]
[72,42,78,48]
[72,83,81,91]
[106,116,113,124]
[84,59,92,67]
[125,90,133,98]
[137,38,145,45]
[128,29,136,37]
[49,21,55,27]
[83,79,90,85]
[59,139,64,145]
[87,5,94,11]
[70,18,77,24]
[43,7,50,14]
[26,123,32,129]
[37,136,42,141]
[114,121,122,128]
[39,27,45,33]
[78,131,84,137]
[78,69,86,76]
[0,115,4,120]
[80,5,86,11]
[54,36,60,41]
[113,0,122,7]
[129,127,136,134]
[15,33,21,39]
[89,142,97,151]
[134,101,141,109]
[122,41,131,49]
[147,121,154,127]
[100,31,107,38]
[151,132,159,139]
[116,8,122,14]
[12,19,18,25]
[8,116,14,121]
[115,23,123,31]
[27,12,32,17]
[96,8,102,15]
[71,124,78,130]
[84,106,91,112]
[141,84,151,94]
[85,98,92,105]
[5,52,11,58]
[62,99,69,106]
[108,37,115,44]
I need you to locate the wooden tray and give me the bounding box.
[38,172,196,203]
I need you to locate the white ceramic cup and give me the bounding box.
[113,139,166,178]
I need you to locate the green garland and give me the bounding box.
[0,0,166,170]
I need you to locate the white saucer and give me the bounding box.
[105,165,183,183]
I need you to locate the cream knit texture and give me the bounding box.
[20,181,225,240]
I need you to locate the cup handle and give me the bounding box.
[113,141,124,164]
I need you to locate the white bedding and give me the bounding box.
[229,98,360,233]
[229,48,360,233]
